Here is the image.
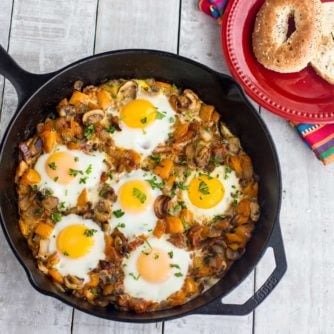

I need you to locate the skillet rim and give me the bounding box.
[0,48,282,322]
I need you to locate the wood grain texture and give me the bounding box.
[254,110,334,334]
[0,0,98,333]
[95,0,180,53]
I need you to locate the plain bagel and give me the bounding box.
[252,0,321,73]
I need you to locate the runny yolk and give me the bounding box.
[120,99,157,128]
[118,180,151,213]
[45,151,79,185]
[137,248,171,283]
[56,224,94,259]
[188,175,225,209]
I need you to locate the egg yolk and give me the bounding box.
[137,248,171,283]
[56,224,94,259]
[188,175,225,209]
[118,180,151,213]
[45,151,79,184]
[120,99,157,128]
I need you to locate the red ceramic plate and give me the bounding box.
[222,0,334,123]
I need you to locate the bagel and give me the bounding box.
[311,2,334,84]
[252,0,321,73]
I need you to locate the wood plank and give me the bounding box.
[73,0,180,332]
[165,1,255,333]
[0,0,98,333]
[95,0,180,53]
[254,109,334,334]
[0,0,13,113]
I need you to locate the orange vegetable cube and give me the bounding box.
[35,223,54,239]
[69,91,90,106]
[97,90,113,110]
[39,129,57,153]
[166,216,184,234]
[48,268,64,284]
[21,169,41,185]
[154,158,174,180]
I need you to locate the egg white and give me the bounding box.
[123,237,191,302]
[34,145,107,209]
[110,90,176,157]
[182,166,241,222]
[48,214,105,282]
[109,170,162,238]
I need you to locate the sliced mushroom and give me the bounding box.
[94,199,113,222]
[117,80,138,102]
[41,196,59,210]
[227,137,241,154]
[37,260,49,274]
[99,184,117,201]
[250,201,260,222]
[219,123,234,139]
[154,195,172,219]
[195,145,211,169]
[226,248,244,261]
[82,109,105,125]
[58,105,77,117]
[183,89,201,113]
[73,80,84,91]
[64,275,85,290]
[199,128,212,142]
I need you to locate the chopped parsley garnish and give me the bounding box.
[74,157,79,162]
[113,209,125,218]
[129,273,140,280]
[53,176,59,182]
[48,162,57,170]
[179,201,187,209]
[168,251,174,259]
[106,171,113,179]
[175,182,189,190]
[83,229,98,237]
[154,253,159,260]
[149,155,161,164]
[43,188,53,197]
[224,166,232,179]
[231,190,240,207]
[184,169,191,177]
[140,117,147,124]
[156,110,166,119]
[58,202,66,211]
[106,126,116,134]
[115,222,126,228]
[84,124,95,138]
[51,212,62,222]
[174,272,183,277]
[132,187,147,204]
[198,180,210,195]
[69,168,83,177]
[169,116,175,123]
[85,164,92,175]
[35,208,45,217]
[79,176,88,184]
[146,176,164,190]
[210,155,221,167]
[63,251,69,256]
[170,264,181,269]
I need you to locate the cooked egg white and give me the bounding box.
[109,170,162,238]
[182,166,241,222]
[123,237,191,302]
[110,89,176,157]
[48,214,105,282]
[34,145,107,208]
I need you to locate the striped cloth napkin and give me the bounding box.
[199,0,334,165]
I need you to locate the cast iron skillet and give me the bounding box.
[0,45,287,322]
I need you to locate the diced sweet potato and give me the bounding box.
[155,81,172,89]
[97,90,113,110]
[35,223,54,239]
[69,91,90,106]
[166,216,184,234]
[236,199,251,218]
[179,208,193,227]
[153,219,166,238]
[39,129,57,153]
[199,104,215,122]
[243,181,258,197]
[16,160,28,179]
[48,268,64,284]
[184,277,198,295]
[18,219,29,237]
[86,273,99,288]
[21,169,41,185]
[77,188,88,207]
[225,232,244,244]
[173,122,189,139]
[154,158,174,180]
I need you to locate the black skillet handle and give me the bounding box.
[0,44,55,109]
[195,222,287,316]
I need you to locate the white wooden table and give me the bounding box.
[1,1,334,333]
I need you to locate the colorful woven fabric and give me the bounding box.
[198,0,334,165]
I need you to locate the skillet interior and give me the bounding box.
[0,50,281,322]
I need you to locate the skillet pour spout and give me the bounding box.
[0,44,287,322]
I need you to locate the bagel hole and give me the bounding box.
[286,15,296,41]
